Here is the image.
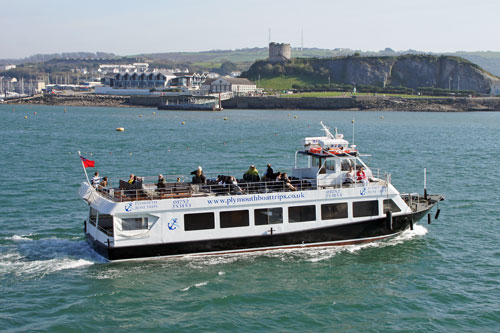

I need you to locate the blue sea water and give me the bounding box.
[0,105,499,332]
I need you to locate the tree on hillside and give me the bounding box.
[218,61,238,75]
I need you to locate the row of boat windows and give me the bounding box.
[91,199,400,232]
[184,199,400,231]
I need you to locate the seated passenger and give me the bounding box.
[344,166,355,184]
[357,166,369,186]
[243,165,260,182]
[264,163,274,181]
[127,174,135,184]
[156,174,167,189]
[226,176,244,194]
[98,176,108,191]
[191,166,206,184]
[282,173,297,191]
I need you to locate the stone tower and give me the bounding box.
[269,42,291,62]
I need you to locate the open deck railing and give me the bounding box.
[92,170,392,203]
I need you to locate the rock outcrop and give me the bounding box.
[245,55,500,94]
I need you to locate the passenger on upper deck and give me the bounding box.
[264,164,275,181]
[357,166,368,186]
[128,174,135,184]
[98,176,108,191]
[243,165,260,182]
[281,173,297,191]
[226,176,244,194]
[191,166,206,184]
[157,174,167,189]
[91,172,101,188]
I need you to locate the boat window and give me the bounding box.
[255,207,283,225]
[184,212,215,231]
[321,203,348,220]
[311,156,321,168]
[289,205,316,223]
[341,159,352,171]
[220,210,249,228]
[353,200,379,217]
[325,159,336,171]
[89,207,98,226]
[383,199,401,213]
[122,217,149,230]
[98,214,114,228]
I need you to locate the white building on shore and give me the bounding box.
[202,77,257,95]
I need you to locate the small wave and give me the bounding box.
[6,234,33,241]
[181,281,209,291]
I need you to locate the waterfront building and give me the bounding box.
[202,77,257,95]
[101,71,208,90]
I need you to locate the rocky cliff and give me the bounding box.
[244,55,500,94]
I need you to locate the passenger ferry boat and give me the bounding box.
[79,122,443,261]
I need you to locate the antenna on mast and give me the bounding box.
[320,121,335,139]
[352,119,355,145]
[268,28,271,44]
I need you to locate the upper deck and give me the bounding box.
[86,172,390,203]
[81,122,391,203]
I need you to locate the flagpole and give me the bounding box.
[78,151,91,185]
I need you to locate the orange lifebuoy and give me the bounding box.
[310,147,321,154]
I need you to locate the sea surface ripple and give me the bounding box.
[0,105,499,332]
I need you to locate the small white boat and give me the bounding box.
[79,122,443,261]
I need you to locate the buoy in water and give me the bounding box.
[24,115,28,119]
[181,121,185,125]
[224,117,228,120]
[138,114,142,118]
[34,112,37,115]
[64,108,67,113]
[116,127,125,132]
[293,116,298,119]
[380,116,384,119]
[152,112,156,115]
[288,113,291,116]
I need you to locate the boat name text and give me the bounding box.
[207,192,306,206]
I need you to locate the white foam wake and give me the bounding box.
[180,225,428,266]
[0,237,104,280]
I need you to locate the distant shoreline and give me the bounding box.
[4,94,500,112]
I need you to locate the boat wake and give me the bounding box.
[0,235,105,281]
[182,225,428,266]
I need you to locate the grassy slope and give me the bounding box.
[258,75,328,90]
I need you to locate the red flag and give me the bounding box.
[80,155,95,168]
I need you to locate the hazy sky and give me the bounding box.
[1,0,498,58]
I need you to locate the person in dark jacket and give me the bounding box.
[191,166,206,184]
[156,174,167,189]
[264,163,274,181]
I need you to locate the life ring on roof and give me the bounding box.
[328,148,343,154]
[309,147,321,154]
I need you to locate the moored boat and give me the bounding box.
[79,122,443,261]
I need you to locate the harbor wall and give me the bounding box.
[6,93,500,111]
[222,96,500,112]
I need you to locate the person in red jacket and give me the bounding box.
[357,167,368,186]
